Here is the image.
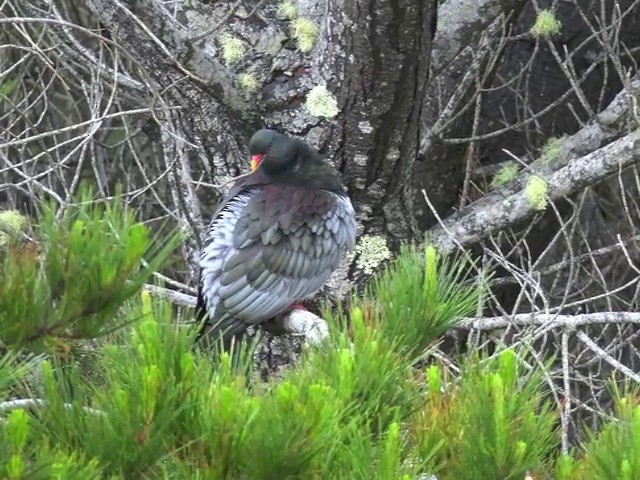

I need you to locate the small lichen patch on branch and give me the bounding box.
[540,136,565,164]
[491,162,519,189]
[530,10,562,38]
[220,36,246,65]
[0,210,28,247]
[291,18,318,53]
[237,73,259,94]
[355,235,392,275]
[525,175,548,211]
[305,85,339,118]
[277,0,298,19]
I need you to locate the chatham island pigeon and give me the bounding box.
[196,129,357,350]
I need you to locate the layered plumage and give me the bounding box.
[196,129,357,348]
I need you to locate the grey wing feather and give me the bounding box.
[198,186,356,342]
[197,188,260,340]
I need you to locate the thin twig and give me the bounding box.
[0,398,104,417]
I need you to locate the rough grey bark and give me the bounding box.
[75,0,441,289]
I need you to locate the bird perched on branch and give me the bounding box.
[196,129,357,350]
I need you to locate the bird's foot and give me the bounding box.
[265,303,309,336]
[288,302,307,311]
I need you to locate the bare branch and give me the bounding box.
[459,311,640,331]
[143,284,196,308]
[575,330,640,383]
[143,285,329,345]
[263,310,330,346]
[83,0,247,115]
[432,0,525,72]
[428,130,640,254]
[0,398,104,417]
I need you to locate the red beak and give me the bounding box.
[250,154,263,172]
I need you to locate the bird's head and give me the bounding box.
[246,129,345,194]
[248,129,289,173]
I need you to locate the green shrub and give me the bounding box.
[352,243,486,359]
[579,394,640,479]
[1,198,639,477]
[0,187,180,353]
[411,350,559,479]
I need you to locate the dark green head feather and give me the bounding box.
[248,129,346,195]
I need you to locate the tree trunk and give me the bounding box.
[82,0,438,265]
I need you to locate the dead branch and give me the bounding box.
[428,129,640,254]
[143,284,329,345]
[0,398,104,417]
[458,311,640,331]
[432,0,525,72]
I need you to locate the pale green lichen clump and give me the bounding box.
[0,210,28,247]
[525,175,548,211]
[355,235,392,275]
[237,73,259,94]
[491,162,519,189]
[277,0,298,19]
[221,36,246,65]
[540,136,565,164]
[305,85,339,119]
[291,18,318,53]
[531,10,562,38]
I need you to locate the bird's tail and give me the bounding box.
[197,315,249,352]
[194,289,252,374]
[194,285,247,347]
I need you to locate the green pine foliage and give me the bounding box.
[0,187,181,353]
[460,355,557,478]
[353,244,486,359]
[411,350,558,479]
[577,393,640,479]
[0,353,40,398]
[1,194,640,477]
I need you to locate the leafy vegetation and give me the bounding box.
[0,193,639,478]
